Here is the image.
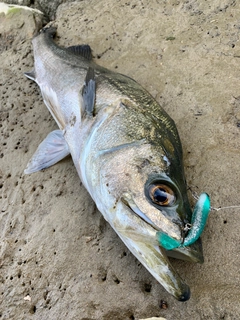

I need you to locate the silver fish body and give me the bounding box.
[25,27,207,301]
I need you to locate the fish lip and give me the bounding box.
[178,285,191,301]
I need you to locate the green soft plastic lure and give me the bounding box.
[157,193,211,250]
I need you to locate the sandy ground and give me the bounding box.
[1,0,240,319]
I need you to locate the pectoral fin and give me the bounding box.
[82,67,96,117]
[24,130,69,174]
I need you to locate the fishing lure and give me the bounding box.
[157,193,211,250]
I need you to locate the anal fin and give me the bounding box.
[24,69,36,81]
[24,130,70,174]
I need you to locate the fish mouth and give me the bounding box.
[118,193,194,300]
[121,193,203,263]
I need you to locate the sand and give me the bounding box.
[1,1,240,319]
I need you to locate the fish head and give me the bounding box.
[101,139,193,246]
[98,138,203,300]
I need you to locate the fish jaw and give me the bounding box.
[109,200,191,301]
[166,238,204,263]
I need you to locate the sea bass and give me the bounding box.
[24,27,210,301]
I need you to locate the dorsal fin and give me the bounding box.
[66,45,92,60]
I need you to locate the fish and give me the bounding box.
[24,26,210,301]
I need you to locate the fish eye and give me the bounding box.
[149,184,175,206]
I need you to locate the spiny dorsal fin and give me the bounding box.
[66,45,92,60]
[82,67,96,117]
